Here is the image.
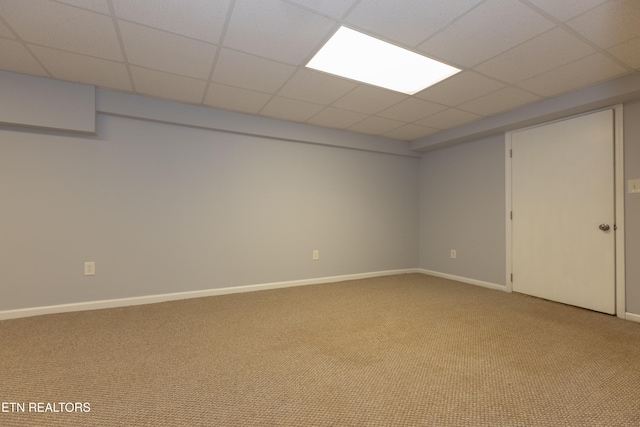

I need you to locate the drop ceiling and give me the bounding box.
[0,0,639,142]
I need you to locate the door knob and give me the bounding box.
[599,224,610,231]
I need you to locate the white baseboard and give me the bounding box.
[418,271,640,322]
[625,312,640,323]
[417,269,507,292]
[5,269,633,323]
[0,269,421,321]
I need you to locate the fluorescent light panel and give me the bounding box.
[306,27,460,95]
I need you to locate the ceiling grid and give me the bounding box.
[0,0,638,141]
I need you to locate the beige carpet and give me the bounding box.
[1,273,639,426]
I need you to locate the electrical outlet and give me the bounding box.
[312,250,319,261]
[450,250,457,259]
[84,261,95,276]
[629,179,640,194]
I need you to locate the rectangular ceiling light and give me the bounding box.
[306,26,460,95]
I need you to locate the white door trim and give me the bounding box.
[505,105,626,318]
[505,134,513,293]
[614,105,626,319]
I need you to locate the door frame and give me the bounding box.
[505,105,626,319]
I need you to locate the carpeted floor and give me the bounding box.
[1,273,639,426]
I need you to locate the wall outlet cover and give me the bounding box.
[84,261,95,276]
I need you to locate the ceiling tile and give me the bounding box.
[1,0,637,143]
[345,0,482,47]
[0,0,122,60]
[224,0,336,65]
[306,107,368,129]
[30,44,132,91]
[0,38,47,76]
[518,53,631,97]
[260,96,325,122]
[131,66,207,104]
[212,48,296,93]
[119,21,216,80]
[475,28,595,83]
[416,108,483,129]
[458,86,540,116]
[332,85,407,115]
[55,0,110,14]
[377,98,447,122]
[419,0,555,67]
[277,68,358,104]
[383,124,440,141]
[415,71,505,106]
[204,83,271,115]
[111,0,230,44]
[283,0,358,19]
[348,116,405,135]
[0,20,15,38]
[567,0,640,48]
[524,0,607,21]
[608,38,640,70]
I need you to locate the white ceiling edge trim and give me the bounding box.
[96,89,421,158]
[412,71,640,152]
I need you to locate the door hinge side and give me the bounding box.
[510,273,513,282]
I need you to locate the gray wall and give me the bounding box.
[418,135,506,286]
[418,105,640,316]
[624,100,640,314]
[0,70,95,133]
[0,114,419,311]
[1,75,638,317]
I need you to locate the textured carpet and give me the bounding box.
[1,273,639,426]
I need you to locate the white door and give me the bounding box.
[510,109,616,314]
